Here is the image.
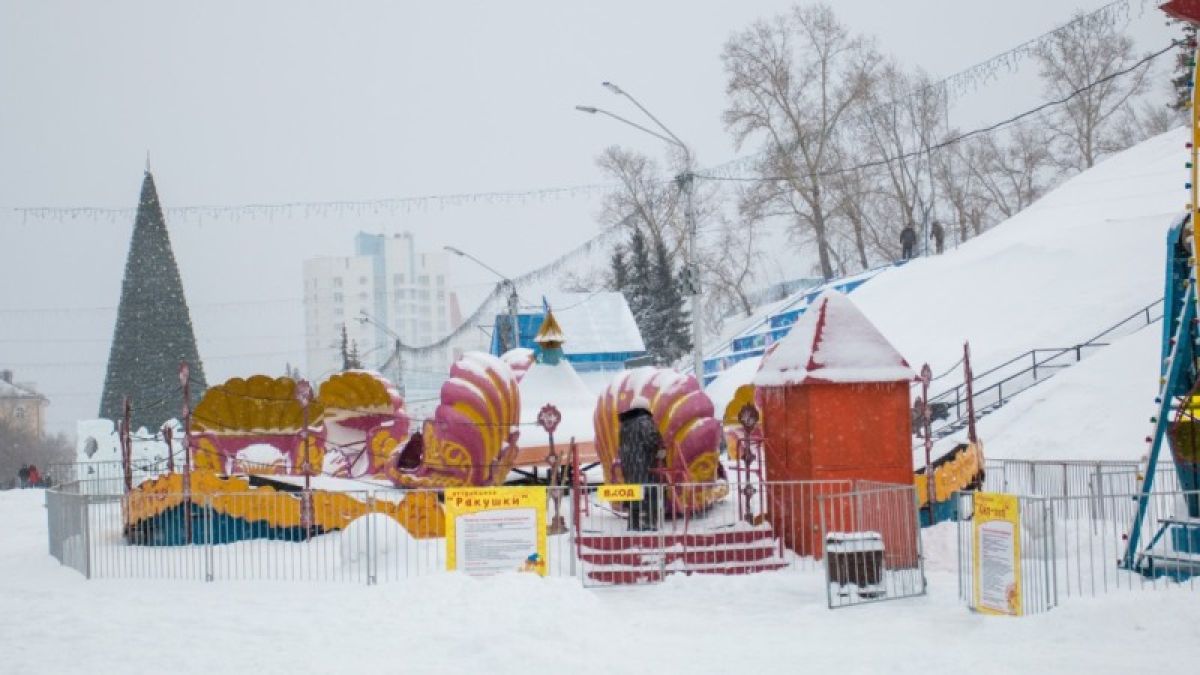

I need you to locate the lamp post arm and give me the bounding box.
[445,246,513,285]
[587,107,683,152]
[611,91,691,164]
[358,310,403,345]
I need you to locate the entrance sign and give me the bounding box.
[973,492,1023,616]
[598,484,643,502]
[445,487,548,577]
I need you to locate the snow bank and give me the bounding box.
[340,513,415,566]
[519,358,597,444]
[705,355,762,417]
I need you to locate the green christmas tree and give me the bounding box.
[99,170,207,430]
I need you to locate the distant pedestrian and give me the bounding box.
[931,221,945,254]
[900,225,917,260]
[18,465,29,488]
[27,465,41,488]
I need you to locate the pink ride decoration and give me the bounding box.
[501,347,536,384]
[385,351,522,488]
[593,367,727,514]
[318,370,410,478]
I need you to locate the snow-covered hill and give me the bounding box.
[710,127,1187,462]
[854,128,1181,377]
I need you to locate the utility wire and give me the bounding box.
[699,41,1178,183]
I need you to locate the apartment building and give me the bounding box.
[303,232,457,393]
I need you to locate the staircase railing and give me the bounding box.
[917,298,1164,444]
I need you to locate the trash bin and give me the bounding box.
[825,531,885,598]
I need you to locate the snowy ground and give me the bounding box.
[4,489,1197,674]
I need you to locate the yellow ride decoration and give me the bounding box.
[126,470,444,540]
[193,375,325,434]
[915,441,985,508]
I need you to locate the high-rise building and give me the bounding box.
[302,232,458,393]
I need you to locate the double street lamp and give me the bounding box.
[444,245,521,354]
[576,81,704,377]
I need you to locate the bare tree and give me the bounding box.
[966,122,1055,220]
[854,64,947,261]
[699,210,764,327]
[723,3,878,280]
[933,135,991,244]
[828,159,876,270]
[1034,11,1150,172]
[595,146,686,256]
[1118,100,1180,148]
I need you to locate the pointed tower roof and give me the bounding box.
[99,171,207,429]
[753,290,914,387]
[534,309,565,348]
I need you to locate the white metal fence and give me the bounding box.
[45,477,930,603]
[819,482,926,609]
[49,483,578,583]
[955,489,1200,615]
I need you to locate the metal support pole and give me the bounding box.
[920,367,935,523]
[121,396,132,494]
[963,342,978,445]
[179,362,193,545]
[296,380,314,540]
[163,424,175,474]
[394,337,404,397]
[507,282,520,352]
[682,170,704,380]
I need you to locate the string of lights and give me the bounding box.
[0,0,1157,226]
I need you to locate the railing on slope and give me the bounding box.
[917,298,1164,444]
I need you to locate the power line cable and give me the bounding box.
[699,41,1177,183]
[1,2,1154,226]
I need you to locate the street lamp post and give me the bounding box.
[444,245,520,353]
[576,82,704,378]
[357,310,405,396]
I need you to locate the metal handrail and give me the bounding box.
[916,298,1164,444]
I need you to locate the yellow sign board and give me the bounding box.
[972,492,1023,616]
[598,484,644,502]
[445,486,548,577]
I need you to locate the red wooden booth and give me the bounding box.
[754,290,916,561]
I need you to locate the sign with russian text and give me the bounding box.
[445,486,548,577]
[598,484,643,502]
[972,492,1022,616]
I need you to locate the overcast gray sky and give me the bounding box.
[0,0,1177,434]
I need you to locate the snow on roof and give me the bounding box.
[534,310,565,345]
[754,290,915,387]
[540,292,644,354]
[501,348,536,383]
[518,357,598,445]
[0,378,44,400]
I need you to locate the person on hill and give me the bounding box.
[931,221,945,254]
[17,465,29,488]
[26,465,41,487]
[617,396,664,531]
[900,224,917,260]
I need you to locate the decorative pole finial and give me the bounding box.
[145,150,151,174]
